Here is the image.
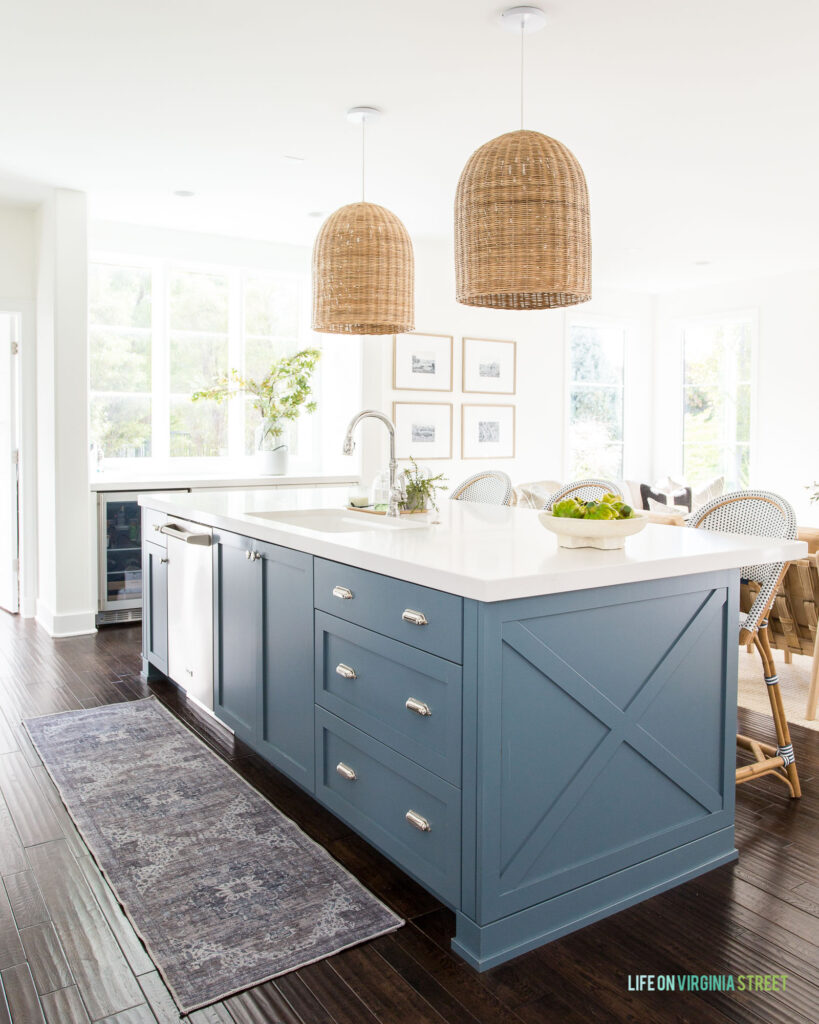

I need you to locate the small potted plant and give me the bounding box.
[400,458,448,513]
[192,348,321,475]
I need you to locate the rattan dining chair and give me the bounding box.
[544,478,624,510]
[450,470,512,506]
[687,489,801,798]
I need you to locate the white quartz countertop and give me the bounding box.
[90,473,359,493]
[139,487,807,602]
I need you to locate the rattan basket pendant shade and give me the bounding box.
[455,129,591,310]
[312,201,414,334]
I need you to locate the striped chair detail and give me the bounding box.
[687,489,800,798]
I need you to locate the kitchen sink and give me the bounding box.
[245,508,430,533]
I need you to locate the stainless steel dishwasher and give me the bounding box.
[160,518,214,712]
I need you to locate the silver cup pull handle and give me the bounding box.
[402,609,428,626]
[333,585,353,600]
[405,809,431,832]
[335,762,357,782]
[336,663,357,680]
[405,697,431,717]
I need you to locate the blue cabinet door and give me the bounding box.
[256,541,315,793]
[142,540,168,675]
[212,531,262,744]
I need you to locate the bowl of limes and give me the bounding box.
[539,493,649,549]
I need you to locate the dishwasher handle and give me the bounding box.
[159,523,212,546]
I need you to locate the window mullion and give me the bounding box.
[152,259,170,462]
[227,269,244,459]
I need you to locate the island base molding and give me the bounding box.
[452,828,738,971]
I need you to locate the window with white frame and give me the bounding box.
[681,313,753,489]
[567,321,626,479]
[88,258,355,469]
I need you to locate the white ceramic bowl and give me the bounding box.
[538,509,649,549]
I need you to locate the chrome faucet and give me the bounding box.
[342,410,401,518]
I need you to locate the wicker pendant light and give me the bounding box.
[312,108,414,335]
[455,7,591,310]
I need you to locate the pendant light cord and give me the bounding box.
[520,18,525,129]
[361,116,366,202]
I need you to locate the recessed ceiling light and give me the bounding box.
[308,210,327,218]
[282,155,305,163]
[694,260,711,266]
[173,190,195,198]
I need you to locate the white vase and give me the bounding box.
[256,419,288,476]
[257,446,288,476]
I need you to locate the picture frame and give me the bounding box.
[461,404,516,460]
[393,332,453,392]
[462,337,517,395]
[393,402,453,460]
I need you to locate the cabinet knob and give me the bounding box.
[153,523,161,531]
[332,585,353,600]
[245,550,251,560]
[335,663,357,680]
[405,697,431,717]
[405,809,431,832]
[336,762,357,782]
[401,609,428,626]
[160,557,169,564]
[252,551,261,561]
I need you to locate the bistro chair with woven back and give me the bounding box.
[450,470,513,506]
[687,489,801,798]
[544,478,624,510]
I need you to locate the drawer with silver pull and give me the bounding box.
[315,611,462,785]
[141,507,171,549]
[316,708,461,906]
[314,558,463,663]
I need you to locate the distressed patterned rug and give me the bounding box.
[24,697,402,1014]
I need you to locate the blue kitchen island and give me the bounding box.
[139,489,805,970]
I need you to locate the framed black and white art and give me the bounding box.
[462,337,516,395]
[393,333,453,392]
[393,402,453,460]
[461,404,516,460]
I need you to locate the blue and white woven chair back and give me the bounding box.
[544,478,623,510]
[687,489,797,635]
[450,471,512,506]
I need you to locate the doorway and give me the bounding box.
[0,311,21,613]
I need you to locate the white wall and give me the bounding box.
[0,203,38,617]
[360,235,655,497]
[36,190,94,636]
[91,220,311,276]
[655,269,819,525]
[0,206,36,300]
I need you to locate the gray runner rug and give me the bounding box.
[24,697,402,1014]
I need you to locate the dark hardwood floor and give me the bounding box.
[0,610,817,1024]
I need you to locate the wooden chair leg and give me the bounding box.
[807,646,819,722]
[784,650,793,665]
[757,623,801,798]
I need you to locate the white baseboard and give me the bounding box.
[36,602,97,638]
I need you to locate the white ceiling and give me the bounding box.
[2,0,818,292]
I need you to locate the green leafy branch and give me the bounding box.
[191,348,321,441]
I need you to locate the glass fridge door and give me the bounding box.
[100,492,143,611]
